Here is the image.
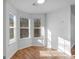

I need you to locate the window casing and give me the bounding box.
[34,19,41,37]
[9,14,16,44]
[20,18,42,38]
[9,14,14,39]
[20,18,29,38]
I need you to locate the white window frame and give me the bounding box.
[20,17,30,39]
[9,15,16,44]
[33,19,42,38]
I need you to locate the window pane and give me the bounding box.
[34,19,41,27]
[20,29,29,38]
[20,18,28,27]
[9,14,14,26]
[10,28,14,39]
[34,29,41,37]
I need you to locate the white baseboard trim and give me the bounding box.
[8,49,18,59]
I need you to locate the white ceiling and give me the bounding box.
[7,0,75,14]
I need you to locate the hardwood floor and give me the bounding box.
[71,45,75,55]
[11,46,75,59]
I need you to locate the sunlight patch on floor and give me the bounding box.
[40,50,67,57]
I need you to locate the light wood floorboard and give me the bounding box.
[11,46,75,59]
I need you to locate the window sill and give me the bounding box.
[20,37,30,39]
[34,37,41,38]
[9,39,16,45]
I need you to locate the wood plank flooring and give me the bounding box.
[11,46,75,59]
[71,46,75,55]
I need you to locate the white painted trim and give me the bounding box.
[20,37,30,40]
[9,39,16,45]
[9,15,16,45]
[20,27,29,29]
[19,43,32,50]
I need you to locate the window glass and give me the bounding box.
[20,29,29,38]
[10,28,14,39]
[34,29,41,37]
[9,14,14,39]
[20,18,29,38]
[20,18,28,27]
[34,19,41,27]
[9,14,14,27]
[34,19,41,37]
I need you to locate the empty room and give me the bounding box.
[3,0,75,59]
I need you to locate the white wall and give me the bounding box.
[16,10,32,49]
[46,6,71,55]
[17,5,75,55]
[3,0,6,58]
[5,2,18,59]
[4,1,74,58]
